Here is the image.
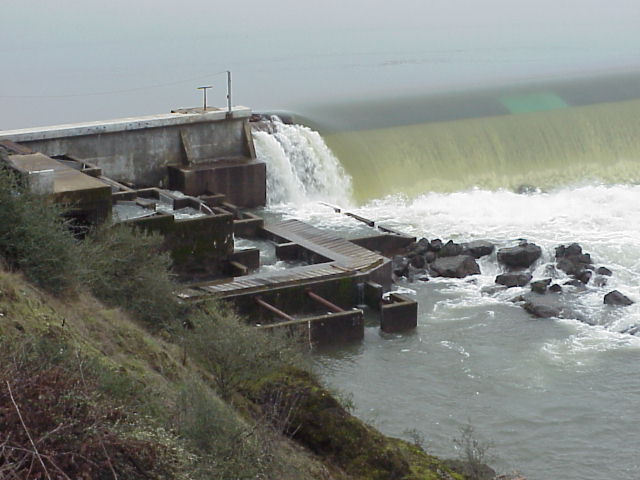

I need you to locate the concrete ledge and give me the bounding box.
[0,107,252,143]
[381,293,418,333]
[258,309,365,345]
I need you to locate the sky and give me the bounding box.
[1,0,639,128]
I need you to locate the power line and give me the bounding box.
[0,70,229,99]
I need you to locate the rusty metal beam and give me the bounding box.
[306,289,345,313]
[254,297,295,322]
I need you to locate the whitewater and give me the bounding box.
[253,116,640,479]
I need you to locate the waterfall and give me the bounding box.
[252,116,353,206]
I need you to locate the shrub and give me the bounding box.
[176,379,279,479]
[0,336,191,480]
[447,424,496,480]
[183,300,305,399]
[81,224,181,329]
[0,166,80,295]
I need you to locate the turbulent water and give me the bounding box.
[253,107,640,480]
[252,117,353,206]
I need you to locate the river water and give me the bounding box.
[254,108,640,479]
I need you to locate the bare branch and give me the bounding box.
[5,380,53,480]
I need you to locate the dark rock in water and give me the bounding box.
[424,251,436,263]
[555,243,583,259]
[437,240,464,257]
[430,255,480,278]
[548,283,563,293]
[596,266,613,276]
[524,299,562,319]
[564,279,587,290]
[556,258,580,276]
[555,243,593,275]
[495,272,532,288]
[604,290,634,306]
[410,254,426,269]
[521,292,569,319]
[575,269,593,285]
[392,255,410,277]
[462,240,495,259]
[497,242,542,269]
[407,238,430,256]
[530,278,552,294]
[428,239,443,252]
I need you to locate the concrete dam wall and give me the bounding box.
[0,107,260,203]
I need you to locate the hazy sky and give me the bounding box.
[2,0,639,128]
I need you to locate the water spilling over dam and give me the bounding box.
[252,88,640,479]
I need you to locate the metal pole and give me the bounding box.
[197,85,213,111]
[306,290,345,313]
[226,70,232,114]
[255,297,295,322]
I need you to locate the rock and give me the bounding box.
[392,255,410,277]
[408,238,430,256]
[555,243,583,258]
[604,290,634,306]
[437,240,464,257]
[495,272,532,288]
[407,266,427,282]
[424,251,436,263]
[522,292,567,319]
[428,239,443,252]
[530,278,552,294]
[410,255,426,269]
[548,283,563,293]
[523,299,562,318]
[463,240,495,259]
[596,266,612,276]
[575,269,592,285]
[497,242,542,269]
[430,255,480,278]
[555,243,593,275]
[564,279,587,290]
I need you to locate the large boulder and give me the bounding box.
[392,255,410,277]
[430,255,480,278]
[555,243,593,275]
[497,242,542,269]
[495,272,532,288]
[521,292,568,319]
[604,290,634,306]
[596,266,613,276]
[462,240,495,259]
[437,240,464,257]
[530,278,552,294]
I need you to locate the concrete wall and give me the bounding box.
[0,107,255,187]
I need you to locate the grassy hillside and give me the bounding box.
[0,159,484,479]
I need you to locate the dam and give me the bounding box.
[0,105,418,344]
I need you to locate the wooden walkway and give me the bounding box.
[263,219,385,270]
[181,219,387,299]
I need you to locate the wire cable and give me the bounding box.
[0,70,228,99]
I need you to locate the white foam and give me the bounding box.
[253,116,354,206]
